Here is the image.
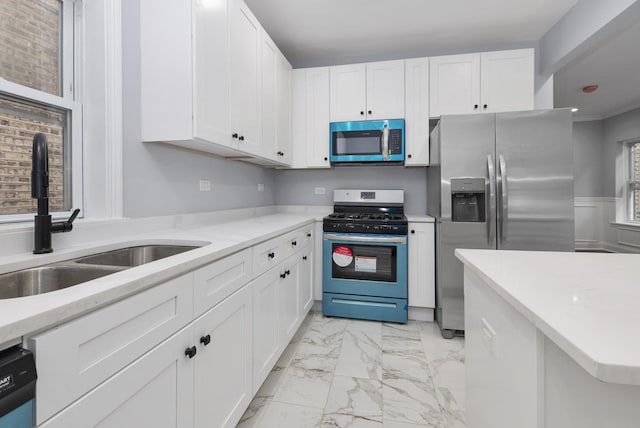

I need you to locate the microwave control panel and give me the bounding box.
[389,129,403,154]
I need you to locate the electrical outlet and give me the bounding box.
[257,183,264,192]
[199,180,211,192]
[314,187,326,195]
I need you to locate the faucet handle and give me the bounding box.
[51,208,80,233]
[68,208,80,224]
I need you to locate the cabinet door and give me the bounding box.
[252,268,281,393]
[299,246,314,316]
[329,63,366,122]
[408,222,435,308]
[261,29,278,160]
[306,67,331,168]
[366,60,405,120]
[480,49,534,113]
[276,51,293,164]
[194,284,253,428]
[404,58,430,166]
[279,257,300,345]
[38,327,194,428]
[230,0,262,154]
[429,53,480,117]
[313,221,323,301]
[194,0,232,146]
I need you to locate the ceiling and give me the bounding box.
[554,18,640,119]
[245,0,578,68]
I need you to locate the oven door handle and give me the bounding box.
[323,234,406,244]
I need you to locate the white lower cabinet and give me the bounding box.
[193,284,253,428]
[278,255,300,344]
[299,245,314,314]
[39,325,195,428]
[252,267,281,392]
[408,222,435,308]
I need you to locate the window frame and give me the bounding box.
[0,0,83,224]
[624,140,640,224]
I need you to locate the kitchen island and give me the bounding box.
[456,249,640,428]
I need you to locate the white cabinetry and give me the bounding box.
[291,67,330,169]
[252,267,281,392]
[329,60,404,122]
[408,222,435,309]
[299,246,314,314]
[193,285,253,428]
[429,49,533,117]
[275,51,293,164]
[229,0,262,155]
[404,58,430,166]
[278,256,301,344]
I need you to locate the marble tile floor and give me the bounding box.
[237,311,465,428]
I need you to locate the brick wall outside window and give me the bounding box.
[0,0,66,216]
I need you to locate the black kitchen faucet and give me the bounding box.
[32,133,80,254]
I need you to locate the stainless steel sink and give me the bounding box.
[0,265,124,299]
[73,245,200,267]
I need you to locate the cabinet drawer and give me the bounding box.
[27,274,194,425]
[193,248,252,316]
[253,238,281,278]
[281,225,313,258]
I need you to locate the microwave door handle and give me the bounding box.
[381,126,390,161]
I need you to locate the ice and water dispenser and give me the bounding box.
[451,178,486,222]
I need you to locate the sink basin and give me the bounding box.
[73,245,200,267]
[0,265,123,299]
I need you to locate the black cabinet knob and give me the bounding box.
[200,335,211,346]
[411,230,415,234]
[483,104,488,109]
[324,157,328,161]
[285,270,291,276]
[239,135,245,141]
[303,256,307,261]
[292,241,297,246]
[268,252,275,259]
[185,346,197,359]
[307,233,311,237]
[360,111,364,115]
[280,272,287,279]
[474,105,478,109]
[368,110,372,115]
[232,133,238,139]
[408,154,412,159]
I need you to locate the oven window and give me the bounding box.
[331,243,397,282]
[334,131,381,155]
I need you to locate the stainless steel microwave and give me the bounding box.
[330,119,405,164]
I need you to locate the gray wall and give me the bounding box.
[602,106,640,197]
[274,166,428,215]
[122,1,275,218]
[573,120,605,197]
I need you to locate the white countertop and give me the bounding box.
[0,212,316,345]
[455,249,640,386]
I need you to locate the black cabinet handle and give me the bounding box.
[200,335,211,346]
[483,104,488,109]
[292,240,297,246]
[268,252,275,259]
[360,111,364,115]
[285,269,291,276]
[307,233,311,237]
[185,346,197,359]
[239,135,245,141]
[232,133,238,139]
[280,272,286,279]
[303,256,307,261]
[408,154,412,159]
[411,230,415,234]
[474,105,478,109]
[368,110,372,115]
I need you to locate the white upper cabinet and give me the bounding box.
[330,60,404,122]
[429,48,534,117]
[429,53,480,117]
[404,58,430,166]
[291,67,330,169]
[480,49,534,113]
[365,60,406,120]
[275,51,293,164]
[230,0,262,155]
[261,29,278,161]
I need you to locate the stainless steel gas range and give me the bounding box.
[322,189,408,323]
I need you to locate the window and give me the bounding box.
[0,0,80,220]
[626,141,640,223]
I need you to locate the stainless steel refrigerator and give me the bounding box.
[427,109,574,338]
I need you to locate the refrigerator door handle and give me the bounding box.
[498,154,508,244]
[487,154,496,246]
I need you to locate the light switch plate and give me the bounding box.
[257,183,264,192]
[199,180,211,192]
